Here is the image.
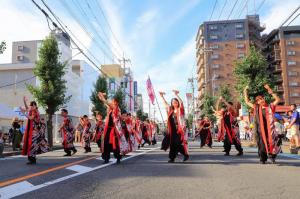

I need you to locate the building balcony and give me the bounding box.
[275,76,283,83]
[275,85,284,93]
[274,65,282,73]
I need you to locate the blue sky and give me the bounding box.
[0,0,300,118]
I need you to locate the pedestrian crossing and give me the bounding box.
[0,147,159,199]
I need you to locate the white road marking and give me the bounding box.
[66,165,93,173]
[0,147,159,199]
[0,181,35,199]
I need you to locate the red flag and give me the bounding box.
[146,77,155,105]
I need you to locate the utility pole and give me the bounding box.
[188,77,195,137]
[118,55,131,111]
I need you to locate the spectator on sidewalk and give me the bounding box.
[12,117,22,151]
[0,130,4,157]
[286,104,300,150]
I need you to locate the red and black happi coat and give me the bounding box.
[61,116,75,149]
[22,109,49,156]
[254,104,281,155]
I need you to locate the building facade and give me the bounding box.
[262,26,300,105]
[196,15,264,108]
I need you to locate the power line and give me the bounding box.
[286,11,300,27]
[59,0,117,63]
[209,0,218,21]
[71,0,121,61]
[279,5,300,28]
[227,0,239,20]
[218,0,227,20]
[256,0,266,12]
[238,0,248,18]
[92,0,125,56]
[85,0,123,58]
[34,0,134,99]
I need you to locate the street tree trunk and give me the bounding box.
[47,113,53,149]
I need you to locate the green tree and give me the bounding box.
[90,76,108,117]
[136,109,148,121]
[219,85,233,102]
[27,35,70,148]
[186,114,193,130]
[234,46,275,106]
[0,41,6,54]
[114,88,126,113]
[201,94,216,122]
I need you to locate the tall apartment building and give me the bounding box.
[262,26,300,105]
[196,15,264,108]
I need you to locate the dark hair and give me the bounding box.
[291,104,297,107]
[30,101,37,107]
[170,98,180,110]
[61,109,68,114]
[112,97,119,104]
[121,110,127,115]
[83,115,88,118]
[228,102,233,106]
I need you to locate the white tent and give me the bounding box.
[0,104,24,120]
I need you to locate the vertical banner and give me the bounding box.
[146,77,155,105]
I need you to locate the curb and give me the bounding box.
[1,145,64,157]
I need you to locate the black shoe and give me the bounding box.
[271,158,276,164]
[260,160,266,164]
[116,159,121,164]
[236,152,243,156]
[168,159,175,163]
[224,152,230,156]
[26,161,36,165]
[183,155,189,162]
[64,153,71,156]
[72,149,77,155]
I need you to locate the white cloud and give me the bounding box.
[0,0,92,64]
[261,0,300,33]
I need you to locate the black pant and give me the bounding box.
[64,147,76,155]
[224,135,243,154]
[141,138,151,147]
[200,131,212,147]
[28,156,36,163]
[169,132,188,160]
[102,128,121,162]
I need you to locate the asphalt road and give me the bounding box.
[1,142,300,199]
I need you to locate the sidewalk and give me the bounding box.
[1,142,65,157]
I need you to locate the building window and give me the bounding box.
[17,55,24,61]
[211,54,219,59]
[288,61,297,66]
[213,74,220,79]
[288,71,298,76]
[235,23,244,29]
[289,82,299,87]
[290,92,300,97]
[237,53,245,59]
[209,25,218,30]
[287,51,296,56]
[210,44,219,49]
[210,35,218,40]
[17,45,24,51]
[212,64,220,69]
[236,34,244,39]
[287,41,295,46]
[236,43,245,49]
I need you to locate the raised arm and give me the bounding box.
[264,84,280,106]
[173,90,183,105]
[243,86,254,109]
[23,96,29,111]
[98,92,113,109]
[215,96,222,111]
[159,91,170,110]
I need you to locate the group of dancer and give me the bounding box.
[158,84,282,164]
[20,83,283,165]
[20,93,157,164]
